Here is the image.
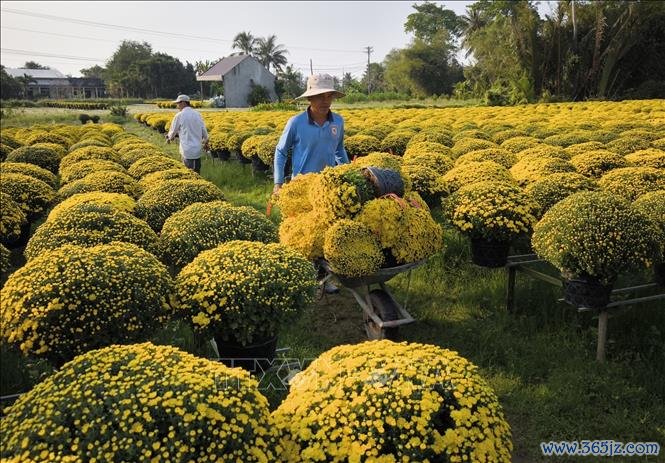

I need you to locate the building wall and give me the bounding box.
[224,58,277,108]
[24,78,105,99]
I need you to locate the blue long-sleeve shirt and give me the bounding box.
[273,108,349,184]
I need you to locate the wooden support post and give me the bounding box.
[506,266,516,312]
[596,310,608,363]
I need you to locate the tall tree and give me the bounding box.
[23,61,49,70]
[460,5,487,57]
[103,40,196,98]
[0,65,22,98]
[232,31,256,55]
[362,63,387,93]
[105,40,153,97]
[79,65,106,79]
[405,1,466,45]
[275,64,304,100]
[254,35,288,73]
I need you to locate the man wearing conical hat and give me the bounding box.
[273,74,349,294]
[272,73,348,195]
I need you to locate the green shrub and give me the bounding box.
[0,172,55,220]
[0,342,279,461]
[0,192,27,244]
[1,161,58,188]
[274,340,513,463]
[442,161,514,192]
[25,203,160,261]
[524,172,598,218]
[570,150,630,178]
[127,155,183,179]
[135,179,225,231]
[161,201,278,269]
[598,167,665,201]
[109,105,128,117]
[60,146,120,170]
[6,145,60,173]
[59,159,127,185]
[344,134,382,158]
[451,138,498,158]
[380,130,414,156]
[533,191,661,283]
[0,242,174,365]
[248,84,271,106]
[56,171,142,202]
[175,241,316,345]
[510,157,576,185]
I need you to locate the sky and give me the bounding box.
[1,1,555,79]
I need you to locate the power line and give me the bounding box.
[1,48,104,63]
[1,7,232,43]
[1,26,225,56]
[291,61,367,67]
[1,7,366,55]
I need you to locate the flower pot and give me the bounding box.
[235,151,251,164]
[6,222,32,249]
[251,155,270,174]
[362,167,405,197]
[470,238,510,268]
[218,149,231,161]
[654,262,665,287]
[213,335,278,374]
[562,275,613,309]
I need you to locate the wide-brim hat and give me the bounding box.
[296,74,345,99]
[173,94,190,103]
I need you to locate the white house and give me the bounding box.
[197,55,277,108]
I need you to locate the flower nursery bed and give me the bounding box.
[1,101,664,462]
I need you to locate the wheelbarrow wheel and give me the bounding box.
[364,289,400,341]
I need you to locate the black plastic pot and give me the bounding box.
[5,222,32,249]
[653,262,665,287]
[251,155,270,173]
[562,275,613,309]
[214,335,278,374]
[470,238,510,268]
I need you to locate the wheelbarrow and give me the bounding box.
[317,259,426,340]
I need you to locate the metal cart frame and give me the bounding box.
[318,259,426,340]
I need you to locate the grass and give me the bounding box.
[1,112,664,462]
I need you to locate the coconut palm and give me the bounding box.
[232,32,256,55]
[460,6,487,57]
[194,59,220,76]
[254,35,289,73]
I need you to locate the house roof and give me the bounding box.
[197,54,252,81]
[6,68,66,79]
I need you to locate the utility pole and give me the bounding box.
[310,59,313,75]
[364,46,373,94]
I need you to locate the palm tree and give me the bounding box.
[460,7,486,57]
[276,65,304,99]
[194,59,220,76]
[232,32,256,55]
[254,35,289,73]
